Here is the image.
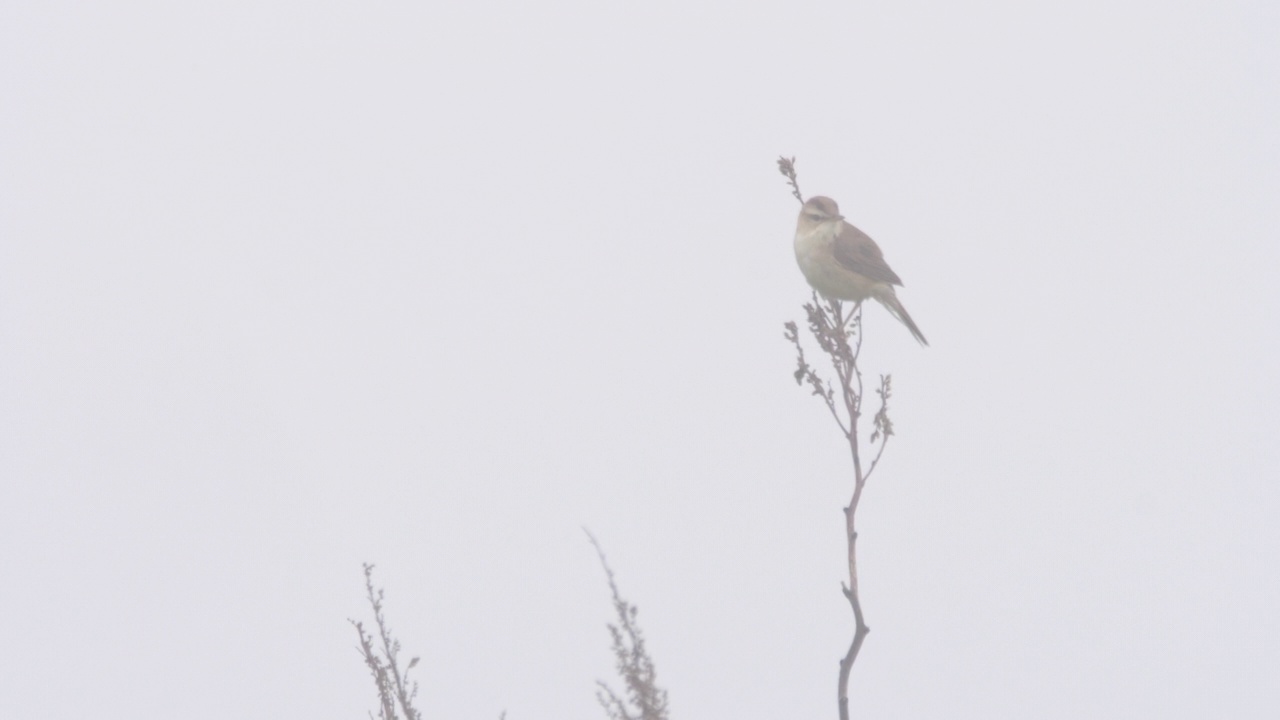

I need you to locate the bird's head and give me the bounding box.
[797,196,844,232]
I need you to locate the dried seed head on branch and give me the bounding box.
[777,156,805,204]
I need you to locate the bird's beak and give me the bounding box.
[834,214,844,221]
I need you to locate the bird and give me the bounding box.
[793,195,928,346]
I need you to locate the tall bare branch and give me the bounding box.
[779,158,902,720]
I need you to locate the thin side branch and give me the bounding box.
[785,318,847,437]
[865,375,894,482]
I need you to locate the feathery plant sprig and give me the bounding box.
[350,563,423,720]
[587,530,670,720]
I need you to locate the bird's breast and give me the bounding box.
[793,224,875,301]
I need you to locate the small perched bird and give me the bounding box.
[793,196,928,346]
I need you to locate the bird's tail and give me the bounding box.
[872,287,929,346]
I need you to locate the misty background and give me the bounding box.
[2,1,1277,718]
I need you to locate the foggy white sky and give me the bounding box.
[2,1,1277,718]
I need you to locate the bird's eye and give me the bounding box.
[807,213,824,220]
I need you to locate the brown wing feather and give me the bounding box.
[832,222,903,286]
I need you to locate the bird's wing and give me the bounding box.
[832,222,903,286]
